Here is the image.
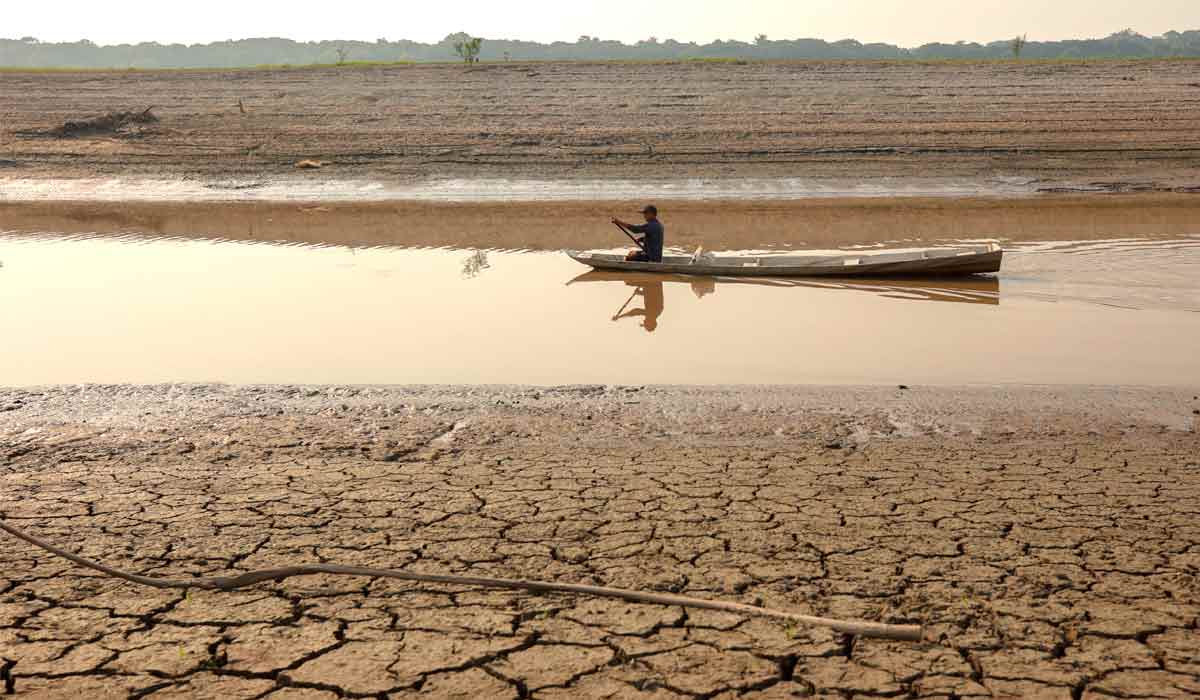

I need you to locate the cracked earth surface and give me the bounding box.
[1,385,1197,699]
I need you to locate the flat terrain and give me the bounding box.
[2,61,1200,188]
[1,385,1198,698]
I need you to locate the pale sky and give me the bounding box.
[6,0,1196,47]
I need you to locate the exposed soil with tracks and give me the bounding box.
[1,61,1199,188]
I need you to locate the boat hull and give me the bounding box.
[567,246,1002,278]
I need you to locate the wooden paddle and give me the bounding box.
[611,287,639,320]
[613,221,646,251]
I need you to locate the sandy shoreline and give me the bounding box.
[2,384,1198,698]
[4,383,1199,434]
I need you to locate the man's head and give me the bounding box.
[641,205,658,222]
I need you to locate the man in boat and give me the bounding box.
[613,205,664,263]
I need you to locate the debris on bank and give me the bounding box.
[18,107,159,138]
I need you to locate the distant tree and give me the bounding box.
[3,29,1200,69]
[335,46,350,65]
[755,34,769,46]
[1011,34,1027,58]
[454,36,483,63]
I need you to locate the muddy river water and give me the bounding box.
[1,228,1197,386]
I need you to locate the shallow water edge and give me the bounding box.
[2,192,1199,251]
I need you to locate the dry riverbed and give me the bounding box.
[1,384,1198,698]
[2,60,1199,189]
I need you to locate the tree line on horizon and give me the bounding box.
[1,29,1198,69]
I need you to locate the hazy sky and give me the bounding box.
[7,0,1196,46]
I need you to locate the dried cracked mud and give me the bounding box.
[1,385,1198,699]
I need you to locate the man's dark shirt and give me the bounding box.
[628,220,665,262]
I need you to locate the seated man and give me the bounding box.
[613,205,664,263]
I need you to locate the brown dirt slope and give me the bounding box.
[1,61,1199,187]
[1,385,1198,698]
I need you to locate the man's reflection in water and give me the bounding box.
[612,280,665,332]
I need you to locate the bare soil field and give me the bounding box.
[1,385,1198,698]
[2,61,1200,188]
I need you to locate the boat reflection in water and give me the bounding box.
[569,271,999,333]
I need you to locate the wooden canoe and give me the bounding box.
[567,244,1002,277]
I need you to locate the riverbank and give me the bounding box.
[1,384,1197,698]
[3,193,1199,251]
[2,60,1199,187]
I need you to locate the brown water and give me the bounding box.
[1,231,1197,386]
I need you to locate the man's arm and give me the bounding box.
[612,219,646,247]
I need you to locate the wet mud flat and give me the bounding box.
[1,384,1198,698]
[1,60,1199,188]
